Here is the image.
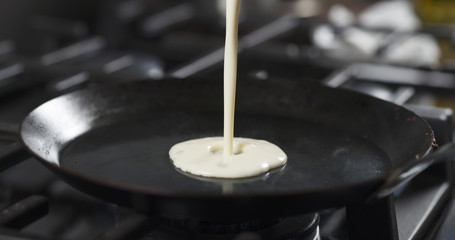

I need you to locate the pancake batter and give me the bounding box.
[169,0,287,178]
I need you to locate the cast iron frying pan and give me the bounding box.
[17,78,435,220]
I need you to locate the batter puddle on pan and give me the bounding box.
[59,111,392,194]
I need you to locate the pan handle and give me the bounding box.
[368,142,455,201]
[0,124,30,171]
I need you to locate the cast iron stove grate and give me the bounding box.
[0,1,454,240]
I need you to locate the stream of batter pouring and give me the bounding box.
[223,0,239,157]
[169,0,287,179]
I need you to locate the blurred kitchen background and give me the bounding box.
[2,0,455,64]
[1,0,455,119]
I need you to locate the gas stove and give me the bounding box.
[0,0,455,239]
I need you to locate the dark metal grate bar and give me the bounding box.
[0,195,48,229]
[95,214,161,240]
[0,228,48,240]
[0,123,29,171]
[0,123,19,142]
[0,142,29,172]
[169,16,299,78]
[0,40,15,56]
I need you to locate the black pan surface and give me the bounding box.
[19,78,434,220]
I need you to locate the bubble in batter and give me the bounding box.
[169,137,287,179]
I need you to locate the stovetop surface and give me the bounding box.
[1,0,455,239]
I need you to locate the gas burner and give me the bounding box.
[168,215,319,238]
[112,206,319,240]
[115,212,320,240]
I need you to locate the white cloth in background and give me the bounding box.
[312,1,440,67]
[359,0,420,32]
